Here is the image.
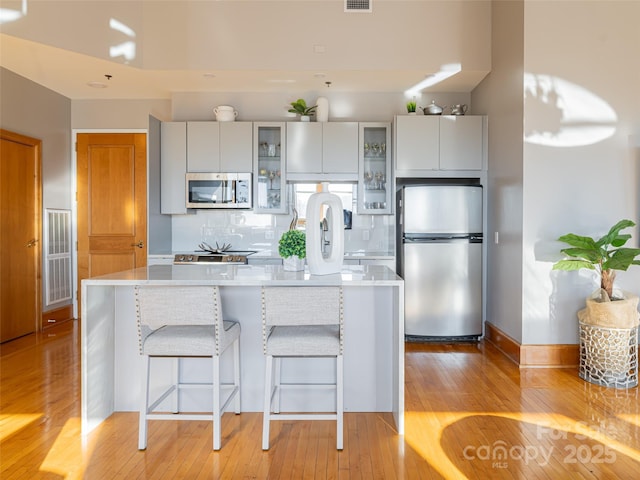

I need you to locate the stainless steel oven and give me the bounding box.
[186,172,252,209]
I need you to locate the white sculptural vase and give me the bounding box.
[306,183,344,275]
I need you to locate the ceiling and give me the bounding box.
[0,1,491,100]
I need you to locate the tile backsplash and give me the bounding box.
[171,209,394,254]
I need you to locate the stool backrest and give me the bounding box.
[136,286,222,328]
[135,286,225,353]
[262,286,343,327]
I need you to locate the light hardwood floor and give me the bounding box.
[1,321,638,479]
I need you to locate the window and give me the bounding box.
[291,183,355,228]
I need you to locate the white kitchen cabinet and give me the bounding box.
[286,122,322,173]
[220,122,253,172]
[187,121,252,172]
[162,121,253,214]
[439,116,484,170]
[187,122,219,172]
[358,123,392,215]
[322,122,359,174]
[254,122,287,214]
[161,121,187,214]
[395,115,439,171]
[286,122,358,178]
[394,115,486,174]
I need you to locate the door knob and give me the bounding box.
[131,241,144,248]
[26,239,38,248]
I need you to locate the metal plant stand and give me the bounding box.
[579,321,638,388]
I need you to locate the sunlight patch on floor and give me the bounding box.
[404,410,640,475]
[404,411,469,479]
[618,414,640,428]
[39,417,99,479]
[0,414,43,440]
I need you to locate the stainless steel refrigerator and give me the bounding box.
[397,184,483,339]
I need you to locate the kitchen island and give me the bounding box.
[81,264,404,436]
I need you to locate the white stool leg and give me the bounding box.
[233,337,241,414]
[213,355,221,451]
[262,355,273,450]
[336,355,344,450]
[172,357,179,413]
[274,357,282,414]
[138,355,150,450]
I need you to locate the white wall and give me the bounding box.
[72,99,171,128]
[474,1,640,346]
[472,0,525,342]
[522,0,640,344]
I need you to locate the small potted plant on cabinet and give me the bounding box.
[406,100,417,115]
[288,99,317,122]
[553,219,640,388]
[279,229,306,271]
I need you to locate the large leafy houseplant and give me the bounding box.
[553,219,640,299]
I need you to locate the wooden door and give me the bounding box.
[77,133,147,312]
[1,130,42,343]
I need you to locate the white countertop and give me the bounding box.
[83,264,402,286]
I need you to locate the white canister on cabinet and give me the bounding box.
[316,97,329,122]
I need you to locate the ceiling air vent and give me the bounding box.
[345,0,372,13]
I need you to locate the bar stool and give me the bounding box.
[261,286,344,450]
[134,285,241,450]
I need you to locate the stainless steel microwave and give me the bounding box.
[186,172,252,209]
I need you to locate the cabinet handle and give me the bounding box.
[131,241,145,248]
[26,239,38,248]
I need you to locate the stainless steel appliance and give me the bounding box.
[186,172,252,209]
[397,184,483,340]
[174,243,256,265]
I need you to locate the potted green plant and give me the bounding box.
[288,99,316,122]
[553,219,640,388]
[279,229,306,271]
[406,100,417,114]
[553,219,640,302]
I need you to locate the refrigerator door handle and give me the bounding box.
[404,235,474,242]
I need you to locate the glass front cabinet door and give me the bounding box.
[254,122,287,214]
[358,122,391,214]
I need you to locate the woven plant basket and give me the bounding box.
[577,289,639,388]
[579,322,638,388]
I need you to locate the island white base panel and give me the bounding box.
[83,285,400,433]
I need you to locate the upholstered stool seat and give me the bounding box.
[141,321,240,356]
[264,325,340,356]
